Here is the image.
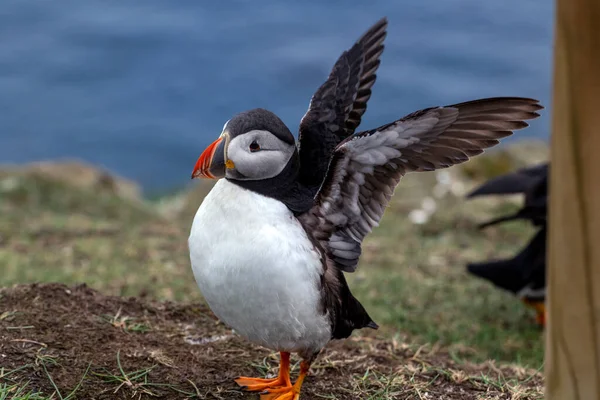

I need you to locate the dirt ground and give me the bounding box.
[0,283,543,399]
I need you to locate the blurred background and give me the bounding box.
[0,0,553,194]
[0,0,553,384]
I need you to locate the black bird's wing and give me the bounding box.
[472,164,549,228]
[299,97,543,272]
[467,163,549,198]
[467,227,546,297]
[297,18,388,189]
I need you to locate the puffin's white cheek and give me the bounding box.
[233,152,289,180]
[229,152,255,177]
[239,154,276,179]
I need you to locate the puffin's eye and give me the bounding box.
[249,140,261,152]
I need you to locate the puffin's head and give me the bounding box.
[192,108,296,181]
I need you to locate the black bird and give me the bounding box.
[466,163,548,326]
[188,17,543,399]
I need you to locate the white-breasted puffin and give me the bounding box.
[188,17,542,399]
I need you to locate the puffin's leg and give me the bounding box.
[235,352,292,391]
[260,359,311,400]
[532,301,546,327]
[522,299,546,327]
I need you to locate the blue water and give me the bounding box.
[0,1,554,193]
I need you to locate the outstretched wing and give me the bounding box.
[299,97,543,272]
[297,17,388,189]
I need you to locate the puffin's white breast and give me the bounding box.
[188,179,331,354]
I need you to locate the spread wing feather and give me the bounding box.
[297,18,388,189]
[299,97,543,272]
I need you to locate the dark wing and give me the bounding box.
[298,97,543,272]
[470,163,549,228]
[297,17,388,189]
[523,172,548,224]
[467,227,547,295]
[467,163,549,198]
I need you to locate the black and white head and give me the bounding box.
[192,108,296,181]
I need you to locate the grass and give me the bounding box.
[0,282,544,399]
[40,361,90,400]
[91,351,216,398]
[346,189,544,365]
[0,383,46,400]
[0,365,45,400]
[0,143,548,375]
[0,360,90,400]
[100,307,152,333]
[93,351,162,397]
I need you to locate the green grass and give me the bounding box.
[0,383,46,400]
[0,360,90,400]
[341,172,544,366]
[0,365,46,400]
[0,149,547,370]
[92,351,159,397]
[100,307,152,333]
[90,351,212,398]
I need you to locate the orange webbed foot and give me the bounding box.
[235,376,287,391]
[260,359,310,400]
[235,352,292,392]
[260,386,299,400]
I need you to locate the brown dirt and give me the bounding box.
[0,283,543,399]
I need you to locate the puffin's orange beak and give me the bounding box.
[191,136,229,179]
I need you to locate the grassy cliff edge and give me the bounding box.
[0,141,548,399]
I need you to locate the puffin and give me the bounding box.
[466,163,548,326]
[188,17,543,400]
